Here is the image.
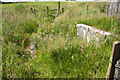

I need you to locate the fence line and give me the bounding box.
[47,2,64,17]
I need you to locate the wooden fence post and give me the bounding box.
[34,8,36,14]
[106,41,120,79]
[47,6,49,17]
[87,5,89,12]
[30,7,33,13]
[118,2,120,29]
[62,8,64,13]
[107,1,120,16]
[106,4,110,16]
[116,2,119,15]
[58,2,60,15]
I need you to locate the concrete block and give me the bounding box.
[77,24,112,43]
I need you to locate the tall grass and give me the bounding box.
[2,2,119,78]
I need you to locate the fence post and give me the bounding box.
[118,1,120,28]
[118,17,120,28]
[30,7,33,13]
[116,2,119,15]
[107,4,110,16]
[58,2,60,15]
[62,8,64,13]
[47,6,49,17]
[34,8,36,14]
[87,5,89,12]
[106,41,120,79]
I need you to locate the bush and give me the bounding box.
[23,20,38,34]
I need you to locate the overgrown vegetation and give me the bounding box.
[2,2,119,78]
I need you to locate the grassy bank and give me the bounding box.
[2,2,119,78]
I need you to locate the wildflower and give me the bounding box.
[38,36,40,38]
[72,55,74,60]
[24,62,28,66]
[28,65,30,70]
[2,37,3,41]
[26,20,28,22]
[65,47,67,50]
[8,64,11,66]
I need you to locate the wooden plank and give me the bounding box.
[107,1,120,16]
[106,41,120,79]
[49,9,58,11]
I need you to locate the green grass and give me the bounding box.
[0,3,2,79]
[2,2,119,78]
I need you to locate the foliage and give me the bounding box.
[2,2,119,78]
